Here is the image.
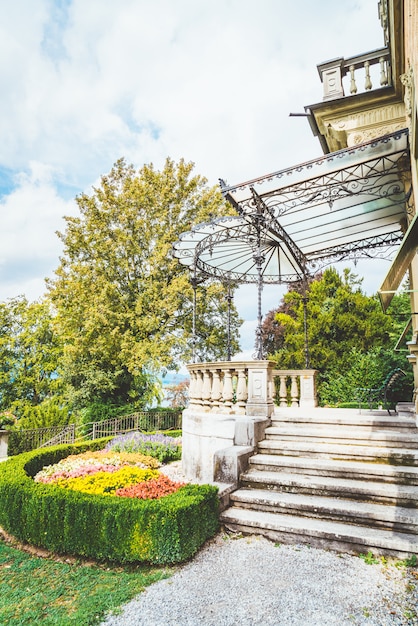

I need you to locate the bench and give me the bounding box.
[355,368,406,414]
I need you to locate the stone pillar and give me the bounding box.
[317,58,345,101]
[0,430,9,460]
[299,370,318,408]
[246,361,275,418]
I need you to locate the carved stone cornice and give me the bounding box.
[315,100,406,151]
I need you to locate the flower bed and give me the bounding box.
[0,440,219,564]
[33,450,184,498]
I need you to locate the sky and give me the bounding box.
[0,0,388,354]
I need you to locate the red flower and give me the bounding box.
[115,474,185,499]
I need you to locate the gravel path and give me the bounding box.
[100,533,417,626]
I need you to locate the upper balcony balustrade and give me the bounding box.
[318,47,391,102]
[308,0,405,153]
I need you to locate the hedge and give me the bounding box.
[0,440,219,565]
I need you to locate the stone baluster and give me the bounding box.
[194,369,204,409]
[188,370,197,407]
[279,375,288,407]
[349,64,357,94]
[222,368,234,412]
[201,369,212,411]
[290,375,299,407]
[379,56,388,86]
[211,369,222,412]
[219,371,224,410]
[235,367,248,413]
[364,60,372,90]
[267,368,275,405]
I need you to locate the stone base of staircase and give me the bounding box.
[220,407,418,557]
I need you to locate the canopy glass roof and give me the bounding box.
[173,129,411,285]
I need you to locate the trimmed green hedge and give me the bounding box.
[0,441,219,565]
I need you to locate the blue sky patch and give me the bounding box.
[41,0,72,62]
[0,167,17,200]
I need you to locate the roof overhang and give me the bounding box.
[173,130,411,290]
[378,211,418,311]
[219,129,410,277]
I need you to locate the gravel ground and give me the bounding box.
[100,532,417,626]
[100,462,418,626]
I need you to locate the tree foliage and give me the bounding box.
[48,158,241,409]
[165,380,189,409]
[263,268,414,405]
[0,297,64,417]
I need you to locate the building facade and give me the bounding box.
[306,0,418,412]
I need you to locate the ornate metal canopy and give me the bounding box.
[172,214,307,284]
[219,129,410,269]
[173,129,411,359]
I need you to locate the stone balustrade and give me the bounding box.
[317,47,390,101]
[272,369,318,409]
[187,361,318,413]
[188,361,249,414]
[183,361,318,485]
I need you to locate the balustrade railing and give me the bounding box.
[188,362,249,414]
[272,369,317,408]
[187,362,317,413]
[317,47,390,101]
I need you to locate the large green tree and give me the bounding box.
[0,296,65,423]
[48,158,241,409]
[263,268,413,404]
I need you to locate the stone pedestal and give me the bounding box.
[299,370,318,408]
[0,430,9,460]
[246,361,275,417]
[181,409,236,483]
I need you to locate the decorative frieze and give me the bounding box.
[319,102,406,150]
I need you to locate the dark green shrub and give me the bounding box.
[21,438,112,477]
[0,443,219,565]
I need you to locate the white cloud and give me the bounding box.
[0,162,77,301]
[0,0,388,315]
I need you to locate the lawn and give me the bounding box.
[0,538,173,625]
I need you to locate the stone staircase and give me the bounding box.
[220,407,418,557]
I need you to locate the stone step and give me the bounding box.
[223,408,418,555]
[271,415,417,429]
[220,506,418,557]
[248,453,418,485]
[265,427,418,448]
[241,469,418,507]
[396,402,416,418]
[257,439,418,465]
[272,408,416,428]
[269,420,418,433]
[229,488,418,533]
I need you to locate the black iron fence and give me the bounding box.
[90,411,182,439]
[7,410,182,456]
[8,424,76,456]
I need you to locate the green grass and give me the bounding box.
[0,539,173,625]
